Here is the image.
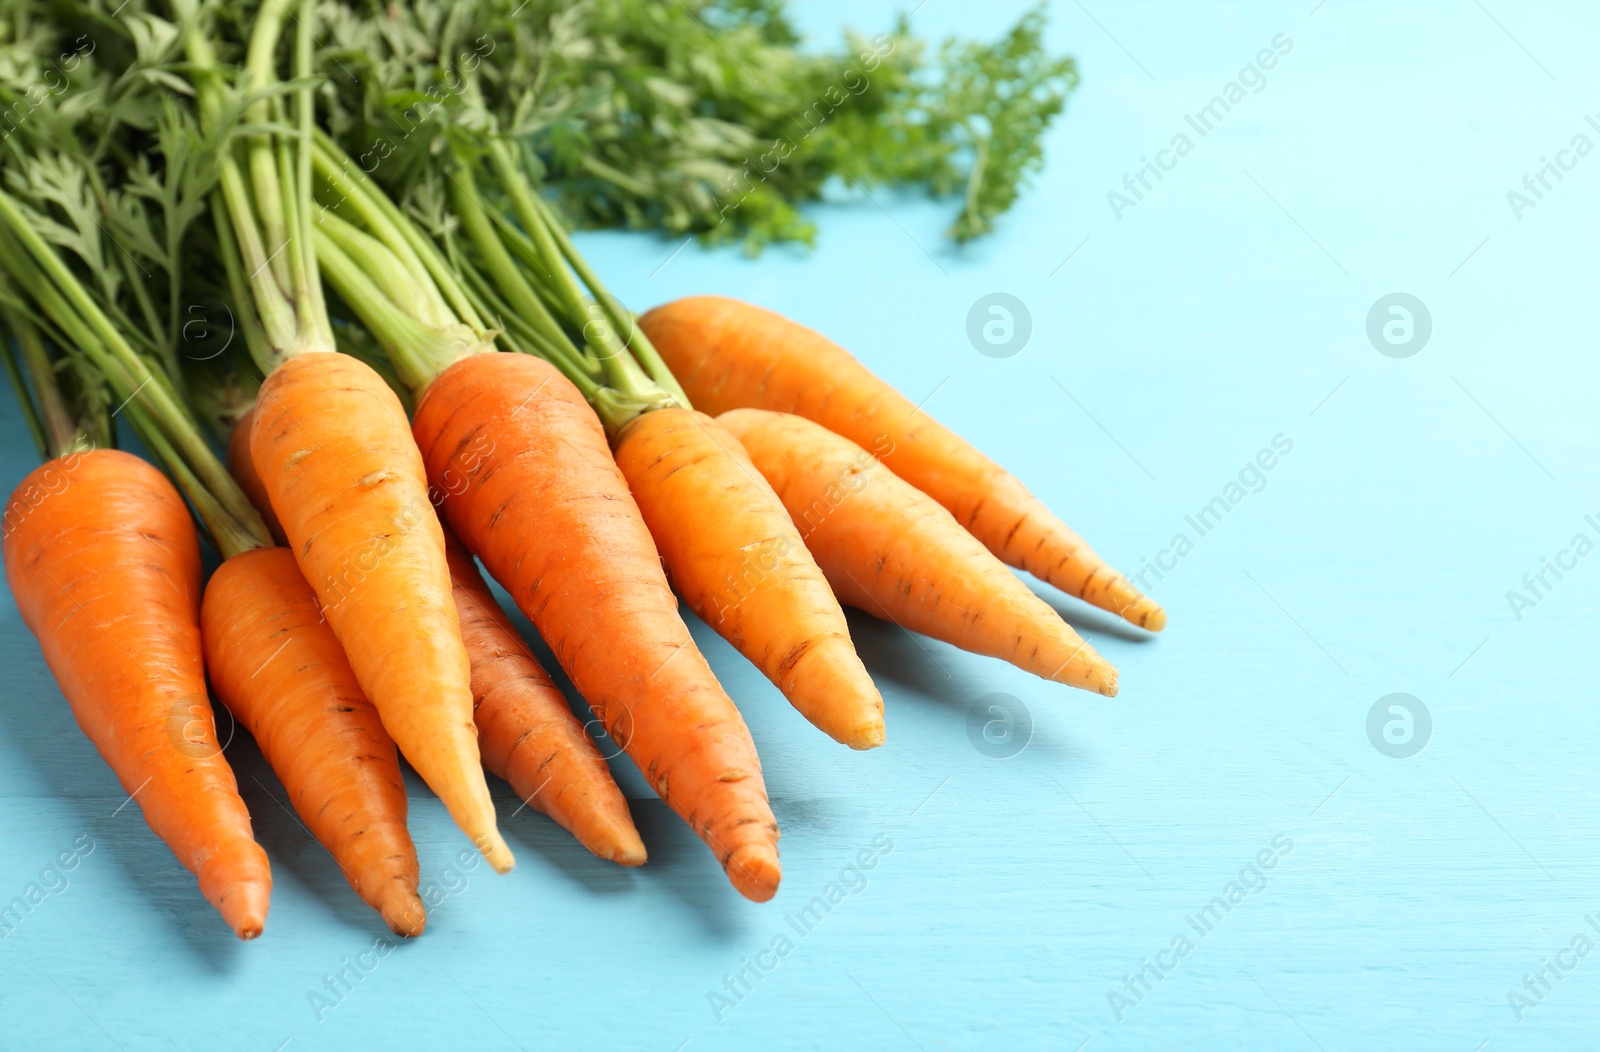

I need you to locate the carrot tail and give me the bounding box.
[202,547,426,936]
[250,352,510,873]
[612,407,885,749]
[718,411,1119,696]
[444,532,647,867]
[637,295,1165,631]
[413,353,781,901]
[3,450,271,938]
[974,474,1166,631]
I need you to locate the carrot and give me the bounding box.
[251,352,511,874]
[443,531,647,866]
[412,353,781,901]
[637,296,1166,631]
[202,546,426,935]
[612,407,885,749]
[228,405,284,544]
[717,410,1120,696]
[228,406,644,866]
[2,449,271,938]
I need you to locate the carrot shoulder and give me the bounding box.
[719,410,1119,696]
[612,407,885,749]
[444,531,647,866]
[3,449,271,938]
[412,353,781,901]
[250,352,510,873]
[637,296,1165,631]
[202,546,426,936]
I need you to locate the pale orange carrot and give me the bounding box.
[719,410,1119,695]
[612,407,885,749]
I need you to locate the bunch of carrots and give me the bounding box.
[0,0,1160,938]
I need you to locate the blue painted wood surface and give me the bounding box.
[3,2,1597,1049]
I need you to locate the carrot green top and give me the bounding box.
[0,0,293,559]
[0,186,272,559]
[174,0,336,374]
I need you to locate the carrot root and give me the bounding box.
[413,353,780,899]
[4,449,272,939]
[202,545,427,937]
[214,878,272,941]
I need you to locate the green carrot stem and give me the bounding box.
[175,0,299,359]
[175,0,333,364]
[318,210,451,330]
[311,160,445,321]
[312,225,474,395]
[528,193,689,405]
[446,162,583,361]
[455,256,599,389]
[0,187,270,553]
[310,133,485,331]
[292,0,328,345]
[211,191,273,375]
[245,3,296,296]
[0,307,52,461]
[0,295,80,459]
[487,146,667,406]
[492,223,582,335]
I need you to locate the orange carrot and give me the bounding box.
[718,410,1119,695]
[443,532,647,866]
[228,406,284,544]
[2,449,271,938]
[412,353,781,901]
[612,407,885,749]
[251,353,511,873]
[638,296,1165,631]
[201,546,426,936]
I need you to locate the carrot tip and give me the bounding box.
[379,884,428,938]
[571,812,648,867]
[610,843,649,868]
[218,880,271,941]
[479,833,515,875]
[846,719,886,751]
[1137,603,1167,632]
[726,844,782,903]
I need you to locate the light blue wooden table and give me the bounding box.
[3,2,1597,1048]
